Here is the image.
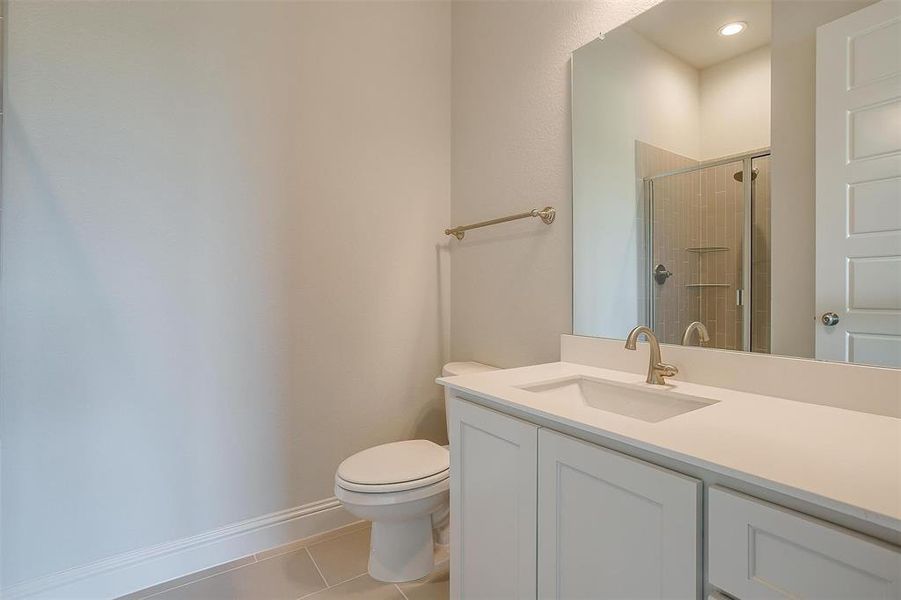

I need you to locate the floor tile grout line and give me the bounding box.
[260,521,369,562]
[395,583,411,600]
[296,572,369,599]
[317,569,370,590]
[306,525,369,555]
[304,528,373,588]
[303,546,330,590]
[126,522,372,600]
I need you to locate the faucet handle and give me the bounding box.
[657,363,679,377]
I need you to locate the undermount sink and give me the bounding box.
[516,375,718,423]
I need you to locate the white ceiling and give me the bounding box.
[627,0,772,70]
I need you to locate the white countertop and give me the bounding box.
[439,361,901,533]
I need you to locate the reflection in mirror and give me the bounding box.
[572,0,901,368]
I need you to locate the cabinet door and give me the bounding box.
[448,398,538,600]
[538,429,701,599]
[709,486,901,599]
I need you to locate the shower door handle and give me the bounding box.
[654,264,673,284]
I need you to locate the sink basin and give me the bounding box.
[516,375,718,423]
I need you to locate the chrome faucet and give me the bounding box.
[681,321,710,346]
[624,325,679,385]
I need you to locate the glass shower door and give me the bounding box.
[750,155,771,353]
[646,159,748,351]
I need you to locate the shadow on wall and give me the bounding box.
[406,242,452,445]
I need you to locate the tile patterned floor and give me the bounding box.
[120,524,448,600]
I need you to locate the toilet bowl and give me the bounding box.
[335,439,450,582]
[334,361,497,583]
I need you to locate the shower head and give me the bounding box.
[733,168,759,182]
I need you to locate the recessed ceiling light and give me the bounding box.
[718,22,747,37]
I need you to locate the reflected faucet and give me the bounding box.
[681,321,710,347]
[624,326,679,385]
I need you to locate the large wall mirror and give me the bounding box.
[572,0,900,368]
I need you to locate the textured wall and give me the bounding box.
[1,0,451,585]
[451,0,662,367]
[699,45,772,161]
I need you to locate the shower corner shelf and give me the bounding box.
[685,283,731,288]
[685,246,729,253]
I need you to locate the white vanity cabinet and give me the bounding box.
[537,429,701,599]
[448,397,701,599]
[708,487,901,599]
[448,394,900,600]
[443,359,901,600]
[447,397,538,600]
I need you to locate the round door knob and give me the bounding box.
[654,264,673,285]
[821,312,840,326]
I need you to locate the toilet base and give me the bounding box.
[368,516,435,583]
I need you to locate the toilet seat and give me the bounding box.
[336,469,448,493]
[335,476,449,507]
[336,440,449,493]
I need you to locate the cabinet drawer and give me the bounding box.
[708,486,901,599]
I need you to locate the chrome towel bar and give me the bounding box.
[445,206,556,240]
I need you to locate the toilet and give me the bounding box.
[334,361,497,583]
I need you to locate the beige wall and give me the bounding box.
[770,0,876,358]
[451,0,661,367]
[572,27,699,340]
[700,45,772,161]
[0,0,450,585]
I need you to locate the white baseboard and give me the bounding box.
[2,497,355,600]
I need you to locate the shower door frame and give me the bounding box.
[643,147,771,352]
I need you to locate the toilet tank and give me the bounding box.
[442,362,498,440]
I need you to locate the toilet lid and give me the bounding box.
[336,440,449,486]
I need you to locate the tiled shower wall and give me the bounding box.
[638,142,770,352]
[636,142,700,345]
[697,160,745,351]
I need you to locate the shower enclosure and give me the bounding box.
[638,143,771,352]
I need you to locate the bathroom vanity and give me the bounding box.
[488,0,901,595]
[439,340,901,600]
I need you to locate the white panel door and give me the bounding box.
[447,398,538,600]
[537,429,701,600]
[816,0,901,367]
[708,487,901,599]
